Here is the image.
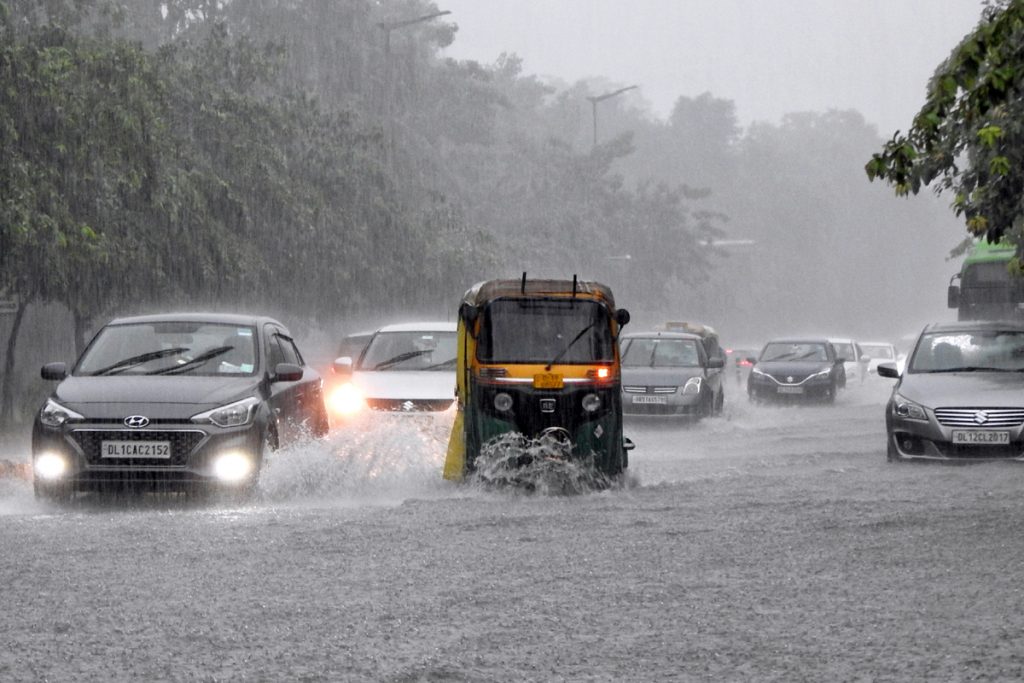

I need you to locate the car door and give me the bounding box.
[264,325,305,444]
[278,333,327,435]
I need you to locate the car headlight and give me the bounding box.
[751,367,767,377]
[39,399,83,428]
[683,377,702,394]
[328,382,365,416]
[581,393,602,412]
[809,368,832,380]
[212,451,254,483]
[494,392,514,412]
[192,396,260,428]
[34,451,68,480]
[892,394,928,422]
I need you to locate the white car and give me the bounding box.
[828,338,868,385]
[858,341,899,376]
[328,322,457,417]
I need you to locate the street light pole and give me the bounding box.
[586,85,638,147]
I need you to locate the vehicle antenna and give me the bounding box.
[572,274,578,298]
[521,272,527,294]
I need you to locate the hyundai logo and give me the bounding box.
[124,415,150,428]
[974,410,990,425]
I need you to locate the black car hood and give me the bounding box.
[755,360,832,378]
[897,372,1024,408]
[54,375,259,419]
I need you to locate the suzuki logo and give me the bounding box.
[974,410,990,425]
[786,376,794,383]
[401,401,415,412]
[124,415,150,428]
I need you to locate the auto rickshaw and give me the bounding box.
[443,276,633,481]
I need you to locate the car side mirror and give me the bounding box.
[332,356,354,376]
[745,357,757,365]
[623,436,636,451]
[877,362,900,379]
[273,363,303,383]
[41,362,67,381]
[947,284,960,309]
[707,357,725,369]
[614,309,630,327]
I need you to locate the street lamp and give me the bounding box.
[586,85,638,147]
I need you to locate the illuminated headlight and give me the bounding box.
[809,369,832,380]
[493,392,514,412]
[35,452,68,480]
[212,451,254,483]
[683,377,702,394]
[192,396,260,428]
[893,394,928,421]
[39,399,83,428]
[582,393,602,412]
[329,383,365,416]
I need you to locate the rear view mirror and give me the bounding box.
[707,357,725,369]
[332,356,353,376]
[614,309,631,327]
[273,363,303,382]
[41,362,67,381]
[947,284,960,309]
[877,362,899,379]
[745,357,757,365]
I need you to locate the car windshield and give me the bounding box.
[476,299,614,364]
[760,342,829,362]
[622,338,701,368]
[359,331,457,371]
[909,330,1024,373]
[76,322,258,376]
[861,344,894,359]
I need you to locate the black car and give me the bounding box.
[31,313,329,499]
[746,338,846,404]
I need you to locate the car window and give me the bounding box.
[360,331,457,371]
[910,330,1024,372]
[76,322,258,377]
[761,342,828,362]
[622,338,701,367]
[861,344,894,359]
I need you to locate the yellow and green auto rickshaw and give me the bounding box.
[443,276,633,482]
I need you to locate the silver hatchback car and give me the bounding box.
[880,321,1024,462]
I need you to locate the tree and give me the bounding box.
[865,1,1022,246]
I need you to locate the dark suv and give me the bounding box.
[31,313,328,499]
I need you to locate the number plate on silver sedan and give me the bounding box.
[632,395,668,404]
[951,430,1009,445]
[101,441,171,458]
[777,386,804,394]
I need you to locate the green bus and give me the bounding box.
[948,239,1024,320]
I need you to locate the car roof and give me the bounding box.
[827,337,857,344]
[764,338,832,345]
[622,331,702,341]
[859,340,895,346]
[923,320,1024,334]
[375,322,457,333]
[106,312,286,330]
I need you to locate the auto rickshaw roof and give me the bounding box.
[462,278,617,309]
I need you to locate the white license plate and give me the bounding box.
[951,430,1010,445]
[777,386,804,395]
[101,440,172,458]
[632,395,668,404]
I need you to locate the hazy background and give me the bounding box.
[440,0,984,133]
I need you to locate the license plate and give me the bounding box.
[777,386,804,394]
[951,430,1010,445]
[533,372,564,389]
[632,395,668,404]
[101,440,171,458]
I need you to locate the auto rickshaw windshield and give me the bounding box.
[476,299,615,364]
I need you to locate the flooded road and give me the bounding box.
[3,381,1024,681]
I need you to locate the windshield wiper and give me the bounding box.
[546,322,596,370]
[926,366,1001,373]
[423,358,457,370]
[91,347,190,376]
[150,346,233,375]
[373,349,431,370]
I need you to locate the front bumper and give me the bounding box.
[621,387,702,416]
[747,373,833,401]
[886,406,1024,461]
[32,420,265,492]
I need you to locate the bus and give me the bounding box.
[948,239,1024,320]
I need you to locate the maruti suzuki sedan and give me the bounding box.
[747,338,846,404]
[32,313,329,499]
[879,321,1024,462]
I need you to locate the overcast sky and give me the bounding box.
[439,0,986,135]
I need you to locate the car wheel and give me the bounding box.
[33,478,72,503]
[886,437,904,463]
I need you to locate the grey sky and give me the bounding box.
[439,0,985,134]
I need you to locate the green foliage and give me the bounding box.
[866,1,1024,243]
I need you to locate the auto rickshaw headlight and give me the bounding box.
[493,392,514,412]
[582,393,602,412]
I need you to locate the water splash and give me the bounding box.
[469,430,613,495]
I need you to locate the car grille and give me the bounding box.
[365,399,454,412]
[934,408,1024,428]
[70,429,205,467]
[622,386,677,394]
